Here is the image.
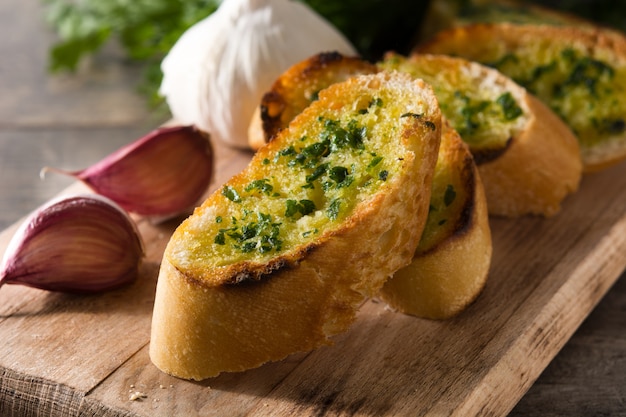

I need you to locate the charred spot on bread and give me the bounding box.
[257,53,379,144]
[301,51,349,75]
[260,91,288,142]
[471,136,513,165]
[450,158,480,239]
[223,258,291,286]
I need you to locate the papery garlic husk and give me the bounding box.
[44,125,213,218]
[0,194,144,293]
[159,0,357,149]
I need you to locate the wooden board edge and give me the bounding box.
[452,215,626,416]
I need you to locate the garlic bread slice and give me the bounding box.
[150,72,441,380]
[249,51,492,319]
[419,23,626,172]
[381,52,582,217]
[380,121,491,319]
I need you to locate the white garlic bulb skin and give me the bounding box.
[159,0,357,149]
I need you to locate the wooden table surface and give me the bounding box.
[1,0,625,415]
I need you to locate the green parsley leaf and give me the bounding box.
[444,184,457,207]
[496,92,523,121]
[245,178,274,195]
[327,198,341,220]
[222,185,241,203]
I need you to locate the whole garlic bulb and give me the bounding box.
[159,0,357,149]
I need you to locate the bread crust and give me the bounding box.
[380,122,491,319]
[248,51,378,150]
[418,23,626,172]
[150,72,441,380]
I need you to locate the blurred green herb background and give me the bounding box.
[41,0,626,107]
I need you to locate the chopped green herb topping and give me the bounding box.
[488,53,519,69]
[327,198,342,220]
[285,199,317,218]
[527,61,557,87]
[556,48,615,97]
[320,119,366,151]
[222,185,241,203]
[245,178,274,195]
[360,97,384,114]
[488,47,620,147]
[214,233,225,245]
[275,145,296,162]
[328,166,353,188]
[368,155,383,168]
[444,184,456,207]
[306,163,329,183]
[215,212,283,254]
[454,90,491,137]
[216,114,394,256]
[302,141,330,158]
[593,117,626,135]
[496,92,523,121]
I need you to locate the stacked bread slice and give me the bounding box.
[419,23,626,172]
[151,71,441,380]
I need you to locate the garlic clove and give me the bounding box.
[43,125,213,218]
[0,194,144,294]
[159,0,357,149]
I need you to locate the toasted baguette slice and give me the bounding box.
[248,52,491,317]
[150,72,441,380]
[380,121,491,319]
[381,52,582,217]
[418,23,626,172]
[248,51,379,150]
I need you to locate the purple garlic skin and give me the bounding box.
[0,194,144,293]
[49,125,213,217]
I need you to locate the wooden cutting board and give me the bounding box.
[1,141,625,417]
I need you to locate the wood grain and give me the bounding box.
[2,0,625,414]
[1,141,625,416]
